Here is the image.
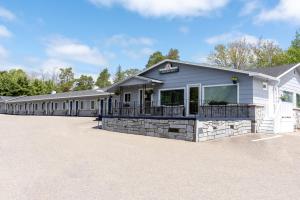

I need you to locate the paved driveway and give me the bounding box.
[1,115,300,200]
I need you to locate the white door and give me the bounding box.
[268,85,275,117]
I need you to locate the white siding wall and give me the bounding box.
[279,69,300,108]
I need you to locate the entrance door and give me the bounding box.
[144,90,153,114]
[268,85,275,117]
[99,99,104,115]
[188,85,200,115]
[75,101,79,116]
[70,101,73,116]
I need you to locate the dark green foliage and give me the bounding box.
[95,68,111,88]
[74,75,94,91]
[146,48,180,68]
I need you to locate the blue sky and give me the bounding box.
[0,0,299,78]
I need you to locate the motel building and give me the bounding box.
[1,59,300,142]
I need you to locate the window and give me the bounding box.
[160,89,184,106]
[63,102,66,110]
[91,101,95,110]
[281,91,293,103]
[35,104,38,110]
[80,101,84,110]
[203,85,238,105]
[55,103,58,110]
[262,82,268,90]
[124,93,131,103]
[297,94,300,108]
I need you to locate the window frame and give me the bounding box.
[124,92,131,103]
[90,100,95,110]
[262,82,268,90]
[202,83,239,105]
[281,91,293,103]
[158,87,185,106]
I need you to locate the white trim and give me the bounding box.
[90,100,96,110]
[123,92,132,103]
[277,63,300,78]
[186,83,201,116]
[158,87,186,106]
[202,83,239,104]
[138,88,154,105]
[262,82,268,90]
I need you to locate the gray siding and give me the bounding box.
[141,63,254,104]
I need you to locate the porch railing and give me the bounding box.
[101,102,251,119]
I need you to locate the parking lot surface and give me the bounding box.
[1,115,300,200]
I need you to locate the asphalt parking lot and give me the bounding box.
[1,114,300,200]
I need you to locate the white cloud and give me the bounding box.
[179,26,190,34]
[123,47,154,60]
[0,45,8,59]
[239,0,261,16]
[205,31,268,45]
[0,25,12,38]
[0,6,16,21]
[105,34,155,47]
[45,36,107,66]
[89,0,229,18]
[257,0,300,24]
[105,34,155,60]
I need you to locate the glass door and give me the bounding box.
[188,85,200,115]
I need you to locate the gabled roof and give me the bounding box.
[7,89,111,103]
[107,75,163,91]
[137,59,279,80]
[246,63,300,78]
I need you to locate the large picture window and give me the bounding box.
[160,89,184,106]
[203,85,238,105]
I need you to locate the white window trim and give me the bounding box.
[123,92,132,103]
[186,83,201,116]
[262,82,268,90]
[202,83,239,104]
[90,100,96,110]
[158,87,186,106]
[138,88,154,105]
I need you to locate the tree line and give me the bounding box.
[1,31,299,97]
[208,31,300,69]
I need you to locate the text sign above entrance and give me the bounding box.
[159,63,179,74]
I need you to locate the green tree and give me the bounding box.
[30,79,47,95]
[208,38,287,69]
[166,48,180,60]
[146,49,180,68]
[95,68,112,88]
[58,67,75,92]
[251,39,286,67]
[146,51,165,68]
[74,75,94,91]
[285,31,300,64]
[0,69,31,96]
[113,65,125,83]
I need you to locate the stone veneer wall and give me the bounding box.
[102,117,196,142]
[196,120,252,142]
[249,105,265,133]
